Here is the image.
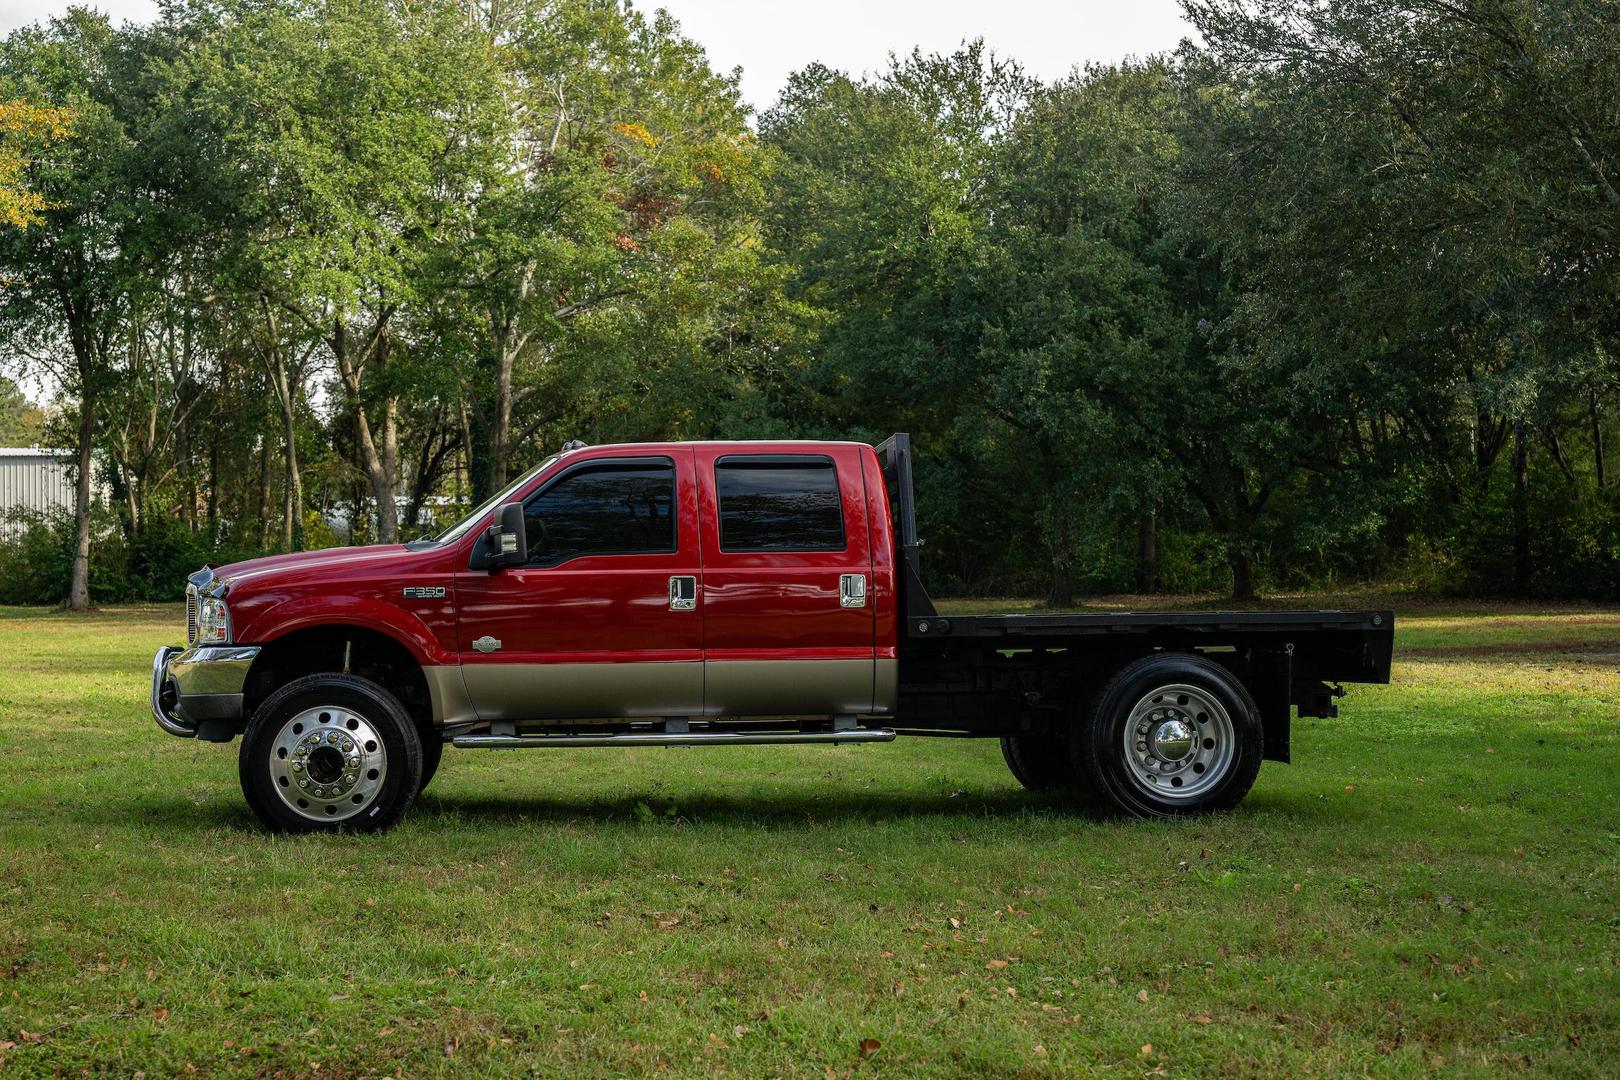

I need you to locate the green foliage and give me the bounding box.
[0,507,258,604]
[3,0,1620,601]
[0,375,44,443]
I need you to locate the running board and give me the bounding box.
[452,729,897,749]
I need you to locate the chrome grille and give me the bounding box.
[185,584,198,645]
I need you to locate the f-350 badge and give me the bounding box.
[402,586,446,599]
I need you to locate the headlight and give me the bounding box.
[197,595,231,644]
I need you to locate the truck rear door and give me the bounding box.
[694,445,876,717]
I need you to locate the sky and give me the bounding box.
[0,0,1196,112]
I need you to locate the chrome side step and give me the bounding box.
[452,728,897,750]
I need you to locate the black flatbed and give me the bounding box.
[876,434,1395,753]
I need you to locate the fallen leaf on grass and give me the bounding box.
[1140,1042,1153,1057]
[948,917,962,930]
[1137,989,1150,1003]
[858,1037,881,1057]
[1192,1013,1214,1024]
[986,959,1008,971]
[153,1007,169,1023]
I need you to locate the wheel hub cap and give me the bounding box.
[1149,718,1194,761]
[268,706,387,822]
[1121,684,1236,801]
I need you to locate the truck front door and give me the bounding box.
[694,446,876,718]
[455,449,703,721]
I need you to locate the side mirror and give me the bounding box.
[476,502,527,569]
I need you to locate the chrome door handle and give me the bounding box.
[840,573,868,608]
[669,575,697,611]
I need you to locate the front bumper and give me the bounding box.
[151,644,261,738]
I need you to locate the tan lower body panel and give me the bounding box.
[424,665,478,728]
[703,658,877,718]
[872,658,897,716]
[428,657,896,727]
[461,661,704,722]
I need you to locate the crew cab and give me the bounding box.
[152,435,1394,832]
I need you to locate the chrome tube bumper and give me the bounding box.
[151,644,261,738]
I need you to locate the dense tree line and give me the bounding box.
[1,0,1616,606]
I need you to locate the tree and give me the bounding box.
[190,0,513,543]
[1180,0,1620,593]
[451,0,770,500]
[0,10,144,608]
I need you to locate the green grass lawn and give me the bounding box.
[1,600,1616,1077]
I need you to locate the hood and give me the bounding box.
[212,544,416,589]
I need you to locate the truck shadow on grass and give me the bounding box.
[90,788,1118,833]
[85,785,1330,834]
[403,787,1336,832]
[408,788,1109,829]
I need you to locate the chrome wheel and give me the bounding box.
[1120,683,1234,801]
[267,705,389,823]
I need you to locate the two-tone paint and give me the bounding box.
[157,441,902,734]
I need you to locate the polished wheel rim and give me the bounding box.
[1120,683,1234,801]
[268,706,388,822]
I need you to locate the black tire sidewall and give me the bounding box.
[239,674,422,833]
[1077,653,1263,818]
[1001,734,1075,790]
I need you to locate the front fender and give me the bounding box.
[235,594,454,666]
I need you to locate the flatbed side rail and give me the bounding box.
[905,608,1395,687]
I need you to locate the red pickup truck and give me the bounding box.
[152,435,1393,832]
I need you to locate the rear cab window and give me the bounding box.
[715,455,845,552]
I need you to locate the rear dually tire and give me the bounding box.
[1075,652,1263,818]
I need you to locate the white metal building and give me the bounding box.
[0,447,76,535]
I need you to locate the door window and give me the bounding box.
[715,456,845,552]
[523,459,676,566]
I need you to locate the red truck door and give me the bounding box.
[694,444,876,717]
[454,448,704,721]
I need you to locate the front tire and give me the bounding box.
[239,673,422,833]
[1075,653,1262,818]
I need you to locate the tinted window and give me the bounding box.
[716,456,845,552]
[524,460,676,565]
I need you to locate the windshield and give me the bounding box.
[432,455,559,544]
